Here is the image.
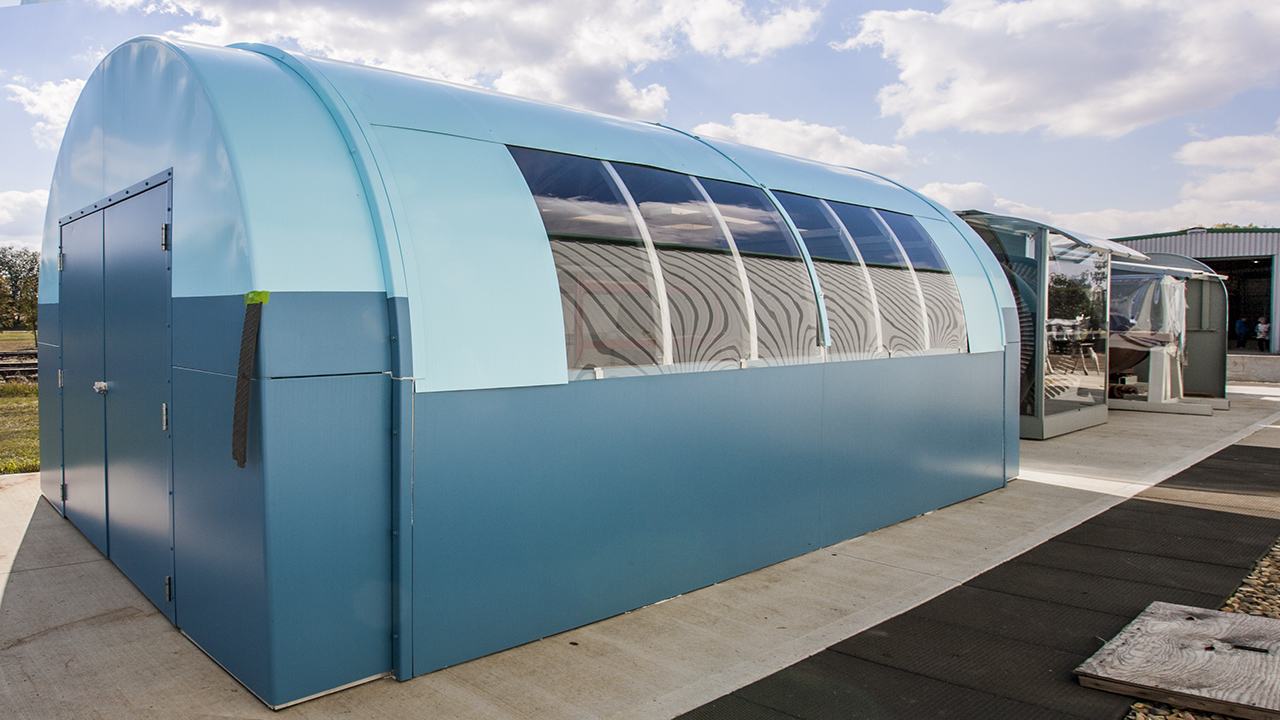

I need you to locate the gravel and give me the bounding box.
[1123,537,1280,720]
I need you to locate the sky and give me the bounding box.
[1,0,1278,252]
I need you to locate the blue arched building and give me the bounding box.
[38,37,1019,708]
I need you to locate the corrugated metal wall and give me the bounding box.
[1118,231,1280,259]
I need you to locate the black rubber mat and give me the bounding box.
[679,694,799,720]
[1014,538,1248,597]
[1051,521,1267,569]
[675,442,1279,720]
[731,650,1083,720]
[906,585,1132,657]
[1208,444,1280,464]
[831,616,1133,718]
[1156,465,1280,498]
[1082,499,1280,544]
[967,561,1223,617]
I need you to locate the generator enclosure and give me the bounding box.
[37,37,1020,708]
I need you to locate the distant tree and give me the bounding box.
[0,247,39,330]
[1209,223,1263,229]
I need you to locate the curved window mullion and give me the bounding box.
[822,199,886,355]
[873,210,931,352]
[764,188,830,352]
[690,176,758,362]
[603,160,674,366]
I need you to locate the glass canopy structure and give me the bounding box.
[959,212,1144,439]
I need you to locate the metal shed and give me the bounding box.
[37,37,1020,708]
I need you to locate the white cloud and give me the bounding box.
[4,77,86,150]
[922,120,1280,238]
[89,0,820,121]
[0,189,49,251]
[693,112,914,178]
[842,0,1280,138]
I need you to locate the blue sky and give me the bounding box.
[2,0,1278,250]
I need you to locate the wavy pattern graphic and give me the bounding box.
[550,240,662,370]
[657,247,752,369]
[813,261,879,357]
[916,271,968,351]
[866,266,926,354]
[740,255,820,362]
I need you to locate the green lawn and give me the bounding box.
[0,382,39,474]
[0,330,37,352]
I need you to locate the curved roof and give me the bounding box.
[43,36,1015,391]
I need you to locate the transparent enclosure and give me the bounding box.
[1044,233,1108,415]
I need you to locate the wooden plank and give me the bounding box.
[1076,601,1280,720]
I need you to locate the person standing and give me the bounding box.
[1235,317,1250,348]
[1257,317,1271,353]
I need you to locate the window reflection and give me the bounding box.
[879,211,968,352]
[827,202,927,355]
[611,163,752,369]
[699,179,820,363]
[509,147,663,371]
[1044,233,1108,414]
[774,192,880,358]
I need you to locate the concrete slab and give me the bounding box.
[3,386,1280,719]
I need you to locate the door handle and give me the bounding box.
[93,382,109,395]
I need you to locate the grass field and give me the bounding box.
[0,330,37,352]
[0,382,39,474]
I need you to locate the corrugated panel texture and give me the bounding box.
[1119,232,1280,258]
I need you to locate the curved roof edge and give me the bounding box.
[957,210,1149,261]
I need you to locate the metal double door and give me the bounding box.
[60,181,175,623]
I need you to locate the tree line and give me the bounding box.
[0,247,39,331]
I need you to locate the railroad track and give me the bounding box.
[0,361,38,378]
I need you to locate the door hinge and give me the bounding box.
[161,402,168,431]
[160,223,169,251]
[57,369,64,388]
[61,484,67,502]
[57,252,64,271]
[164,576,173,602]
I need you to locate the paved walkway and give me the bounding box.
[2,386,1279,719]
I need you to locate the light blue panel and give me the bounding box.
[817,353,1005,546]
[37,340,62,514]
[698,137,944,219]
[92,38,250,299]
[178,44,385,294]
[40,72,105,305]
[1004,341,1021,482]
[373,127,565,391]
[919,217,1004,354]
[311,56,753,184]
[260,373,392,706]
[172,368,272,702]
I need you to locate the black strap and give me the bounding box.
[232,299,264,468]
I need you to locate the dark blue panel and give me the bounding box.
[37,303,59,345]
[817,353,1006,546]
[412,366,827,674]
[38,342,63,513]
[388,296,414,681]
[103,184,175,623]
[411,354,1008,676]
[172,368,272,700]
[59,212,108,555]
[173,292,390,378]
[1004,342,1020,481]
[259,373,392,706]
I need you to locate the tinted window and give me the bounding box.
[509,147,663,372]
[611,163,751,369]
[774,192,879,357]
[828,203,906,268]
[878,211,948,272]
[701,180,820,362]
[828,201,924,354]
